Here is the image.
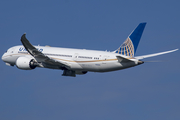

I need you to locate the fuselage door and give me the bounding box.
[102,55,108,64]
[73,53,79,61]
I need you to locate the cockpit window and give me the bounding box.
[6,47,14,53]
[7,49,10,53]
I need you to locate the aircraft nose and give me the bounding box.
[2,53,6,62]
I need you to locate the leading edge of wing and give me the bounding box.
[20,34,70,68]
[135,49,178,60]
[21,34,45,58]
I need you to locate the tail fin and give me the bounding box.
[114,23,146,57]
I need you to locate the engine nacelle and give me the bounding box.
[16,57,37,70]
[75,71,88,75]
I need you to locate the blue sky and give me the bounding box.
[0,0,180,120]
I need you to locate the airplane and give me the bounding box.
[1,23,178,77]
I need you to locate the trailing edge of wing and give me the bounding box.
[135,49,178,60]
[20,34,70,68]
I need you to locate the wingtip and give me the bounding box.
[21,33,27,38]
[174,48,179,51]
[21,33,28,42]
[171,48,179,51]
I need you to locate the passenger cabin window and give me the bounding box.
[45,53,72,57]
[78,56,92,59]
[94,57,99,60]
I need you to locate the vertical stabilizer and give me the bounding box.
[115,23,146,57]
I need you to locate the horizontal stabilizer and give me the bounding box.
[135,49,178,60]
[116,56,134,63]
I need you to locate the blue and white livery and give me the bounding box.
[114,23,146,57]
[2,23,178,77]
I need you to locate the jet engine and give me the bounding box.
[16,57,37,70]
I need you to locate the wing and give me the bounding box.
[135,49,178,60]
[21,34,70,69]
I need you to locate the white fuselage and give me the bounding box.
[2,45,139,72]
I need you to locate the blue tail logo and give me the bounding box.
[115,23,146,57]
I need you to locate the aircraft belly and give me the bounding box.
[96,62,123,72]
[69,62,83,70]
[86,61,137,72]
[76,61,122,72]
[79,62,99,71]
